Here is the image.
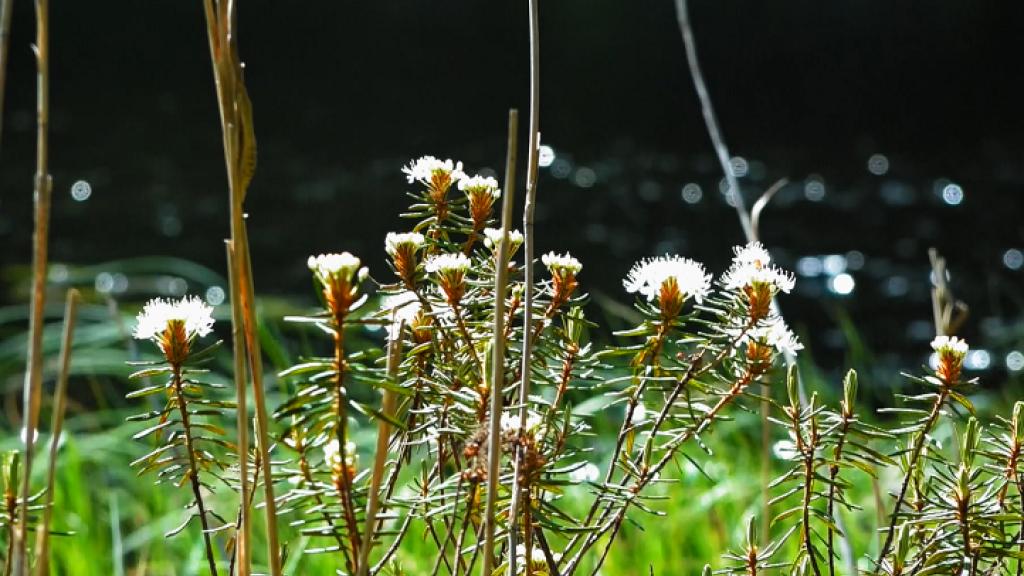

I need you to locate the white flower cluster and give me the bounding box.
[722,242,795,293]
[500,411,543,435]
[931,335,969,356]
[541,251,582,275]
[483,228,524,251]
[458,174,500,197]
[513,544,553,574]
[623,255,712,303]
[308,252,363,282]
[402,156,466,186]
[323,438,357,469]
[384,232,425,256]
[746,318,803,356]
[425,252,471,274]
[133,296,215,341]
[382,291,422,341]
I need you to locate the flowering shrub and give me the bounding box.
[106,157,1024,575]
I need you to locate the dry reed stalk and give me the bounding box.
[508,0,542,572]
[226,241,251,576]
[13,1,50,574]
[356,320,404,575]
[201,2,280,574]
[32,289,79,576]
[481,109,519,576]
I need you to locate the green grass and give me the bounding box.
[2,401,897,575]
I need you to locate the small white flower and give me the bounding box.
[722,264,796,294]
[483,228,524,251]
[731,241,772,269]
[772,439,799,461]
[541,251,582,275]
[568,462,600,483]
[623,255,712,303]
[384,232,425,256]
[308,252,363,282]
[401,156,466,186]
[382,291,422,341]
[500,411,543,435]
[630,403,647,426]
[513,543,552,573]
[133,296,214,341]
[747,318,803,356]
[323,439,357,468]
[458,174,501,197]
[425,252,471,274]
[721,242,795,294]
[931,335,969,356]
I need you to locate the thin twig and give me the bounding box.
[14,2,50,573]
[674,0,751,240]
[509,0,541,571]
[32,289,79,576]
[481,109,519,576]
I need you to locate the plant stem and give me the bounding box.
[673,0,751,239]
[332,319,362,564]
[825,412,852,576]
[876,387,950,566]
[508,0,541,570]
[225,242,251,576]
[357,322,403,575]
[4,454,19,576]
[800,417,822,576]
[172,364,220,576]
[13,2,50,574]
[201,3,281,572]
[565,322,750,569]
[1015,470,1023,576]
[451,302,483,375]
[32,289,79,576]
[564,367,755,575]
[481,109,518,576]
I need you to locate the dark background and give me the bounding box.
[1,1,1022,391]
